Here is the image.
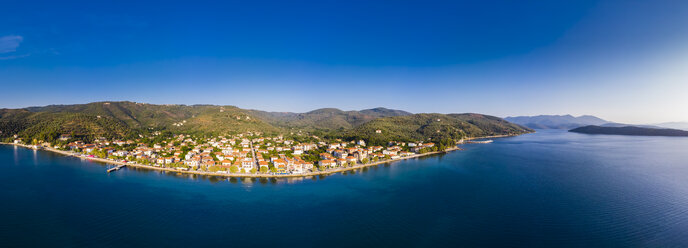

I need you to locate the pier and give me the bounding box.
[107,164,126,173]
[467,140,493,144]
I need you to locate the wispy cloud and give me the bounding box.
[0,54,30,60]
[0,35,24,54]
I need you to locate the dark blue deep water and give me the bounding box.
[2,130,688,247]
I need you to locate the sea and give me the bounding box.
[1,130,688,247]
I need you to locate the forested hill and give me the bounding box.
[345,113,532,146]
[1,102,280,141]
[247,107,411,131]
[0,101,531,144]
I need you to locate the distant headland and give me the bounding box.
[569,125,688,137]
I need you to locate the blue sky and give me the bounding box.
[2,0,688,123]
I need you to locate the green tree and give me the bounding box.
[260,166,268,173]
[229,165,239,173]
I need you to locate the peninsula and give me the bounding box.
[1,101,532,177]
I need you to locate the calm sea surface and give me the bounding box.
[2,130,688,247]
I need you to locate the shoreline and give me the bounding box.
[1,133,522,178]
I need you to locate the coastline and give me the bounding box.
[1,133,521,178]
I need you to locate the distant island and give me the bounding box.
[0,101,532,178]
[569,125,688,137]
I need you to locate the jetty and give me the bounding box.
[467,140,493,144]
[107,164,126,173]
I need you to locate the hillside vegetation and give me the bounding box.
[1,101,531,144]
[0,110,133,143]
[344,113,531,145]
[248,107,411,131]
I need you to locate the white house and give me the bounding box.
[241,157,254,172]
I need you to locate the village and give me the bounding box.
[10,131,447,176]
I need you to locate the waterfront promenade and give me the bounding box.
[1,133,517,179]
[2,142,461,178]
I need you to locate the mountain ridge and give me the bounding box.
[505,115,610,129]
[1,101,531,144]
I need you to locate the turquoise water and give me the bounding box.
[2,130,688,247]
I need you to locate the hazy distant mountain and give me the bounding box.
[570,125,688,137]
[505,115,609,129]
[599,123,662,129]
[653,122,688,131]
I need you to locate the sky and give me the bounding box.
[1,0,688,124]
